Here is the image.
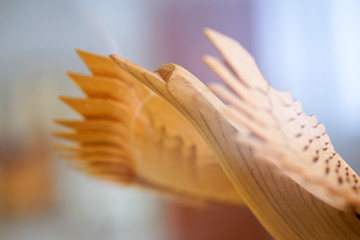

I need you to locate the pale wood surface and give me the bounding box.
[110,29,360,239]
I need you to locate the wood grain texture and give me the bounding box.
[110,29,360,239]
[55,50,242,205]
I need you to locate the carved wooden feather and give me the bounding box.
[55,50,242,205]
[109,29,360,239]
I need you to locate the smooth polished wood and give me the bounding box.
[111,29,360,239]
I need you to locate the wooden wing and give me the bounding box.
[55,50,242,205]
[110,29,360,239]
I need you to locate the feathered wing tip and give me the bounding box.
[55,50,244,205]
[203,28,360,213]
[202,29,360,239]
[111,29,360,239]
[55,50,138,184]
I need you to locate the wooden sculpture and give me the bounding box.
[56,29,360,239]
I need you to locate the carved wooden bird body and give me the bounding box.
[56,29,360,239]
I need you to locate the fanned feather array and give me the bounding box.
[55,50,242,205]
[203,29,360,212]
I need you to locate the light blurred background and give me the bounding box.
[0,0,359,239]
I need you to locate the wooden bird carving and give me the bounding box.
[56,29,360,239]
